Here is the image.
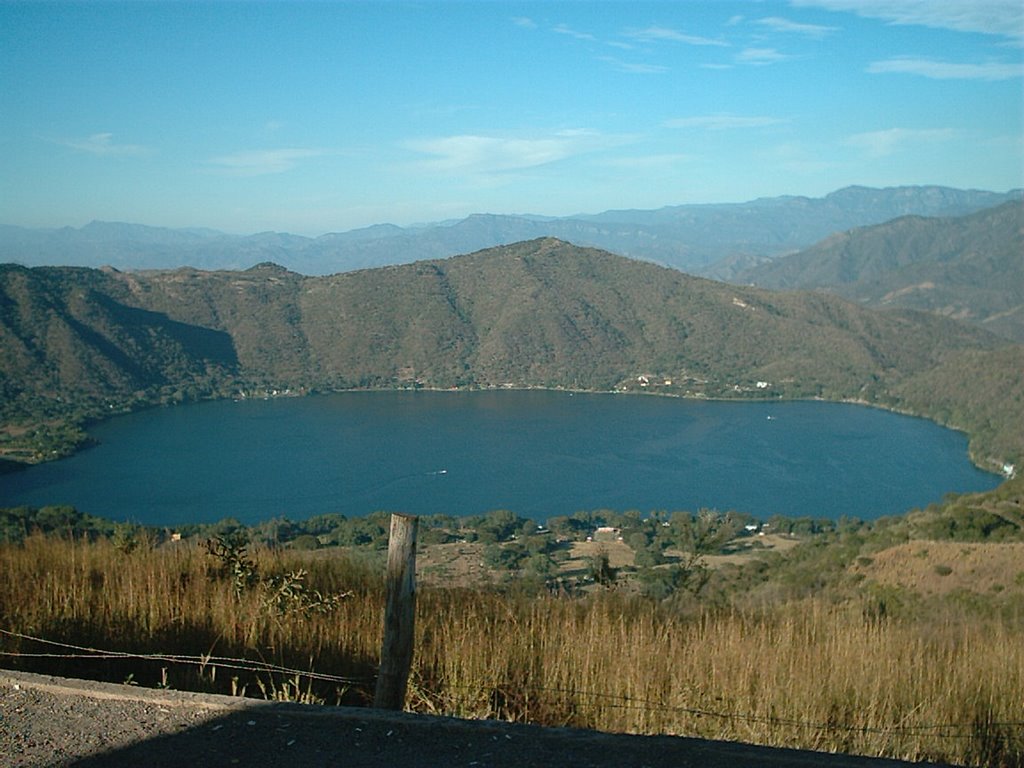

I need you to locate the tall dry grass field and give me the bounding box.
[0,535,384,700]
[1,535,1021,766]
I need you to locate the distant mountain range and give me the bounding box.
[2,185,1019,277]
[736,201,1024,343]
[2,239,1022,470]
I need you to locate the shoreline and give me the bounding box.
[3,382,1012,480]
[0,388,1008,530]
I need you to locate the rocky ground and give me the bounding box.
[1,670,948,768]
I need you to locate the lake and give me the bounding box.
[0,391,1001,526]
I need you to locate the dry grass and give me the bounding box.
[1,534,1022,766]
[853,541,1024,598]
[562,540,636,571]
[0,535,383,704]
[417,541,492,585]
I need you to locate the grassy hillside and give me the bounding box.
[116,238,1008,394]
[740,201,1024,342]
[3,477,1024,765]
[0,264,239,458]
[2,238,1021,469]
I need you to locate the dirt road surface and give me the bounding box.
[1,670,950,767]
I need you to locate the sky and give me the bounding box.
[1,1,1022,236]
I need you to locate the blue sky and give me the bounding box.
[2,1,1022,235]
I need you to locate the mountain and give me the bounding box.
[2,186,1019,277]
[1,239,1021,470]
[736,201,1024,342]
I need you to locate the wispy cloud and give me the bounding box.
[737,47,792,65]
[405,131,622,177]
[868,56,1023,80]
[552,23,596,42]
[756,16,839,38]
[407,135,574,174]
[598,56,668,74]
[626,26,729,47]
[791,0,1024,40]
[665,115,788,130]
[845,127,956,158]
[209,148,325,176]
[511,16,536,29]
[546,22,687,74]
[60,132,150,157]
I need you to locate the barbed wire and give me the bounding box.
[469,683,1021,739]
[0,628,372,686]
[2,627,1021,743]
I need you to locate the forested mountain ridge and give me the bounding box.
[1,239,1021,471]
[737,201,1024,342]
[2,185,1019,277]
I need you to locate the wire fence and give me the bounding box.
[3,626,1021,743]
[0,628,371,686]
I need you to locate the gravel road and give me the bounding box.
[1,670,949,767]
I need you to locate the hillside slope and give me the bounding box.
[738,202,1024,342]
[101,239,1002,393]
[1,239,1020,468]
[0,265,237,410]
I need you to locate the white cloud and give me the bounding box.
[511,16,536,29]
[665,115,788,130]
[867,56,1023,80]
[209,148,325,176]
[598,56,669,74]
[737,47,792,65]
[845,127,956,158]
[61,133,149,157]
[756,16,839,38]
[626,26,729,47]
[552,23,596,42]
[405,131,625,176]
[790,0,1024,40]
[407,135,574,174]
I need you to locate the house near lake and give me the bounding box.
[589,526,623,543]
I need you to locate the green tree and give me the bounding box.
[476,509,526,543]
[654,509,743,596]
[588,548,617,586]
[546,515,589,540]
[483,542,528,571]
[626,530,651,551]
[633,545,665,568]
[524,551,557,579]
[0,506,33,544]
[34,505,83,535]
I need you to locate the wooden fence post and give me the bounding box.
[373,513,418,709]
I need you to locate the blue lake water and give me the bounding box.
[0,391,1001,526]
